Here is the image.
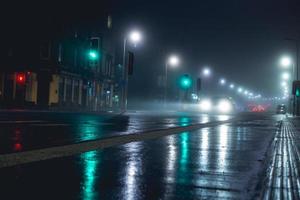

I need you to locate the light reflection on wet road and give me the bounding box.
[0,111,233,154]
[0,114,278,199]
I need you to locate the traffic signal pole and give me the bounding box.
[121,38,128,112]
[164,62,168,108]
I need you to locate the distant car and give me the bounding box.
[198,97,235,114]
[276,104,287,114]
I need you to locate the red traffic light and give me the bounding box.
[16,73,26,84]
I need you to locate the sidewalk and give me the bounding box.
[259,119,300,199]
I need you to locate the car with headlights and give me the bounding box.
[198,97,235,114]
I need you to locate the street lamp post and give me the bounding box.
[164,55,179,107]
[200,67,212,94]
[121,30,142,112]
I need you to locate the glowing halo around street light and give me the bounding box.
[219,78,226,85]
[229,84,235,89]
[202,68,211,77]
[280,56,292,68]
[282,72,290,80]
[168,55,180,66]
[281,81,287,87]
[129,30,142,43]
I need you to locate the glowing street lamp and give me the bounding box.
[165,55,180,105]
[280,56,292,68]
[129,31,142,44]
[202,67,211,77]
[219,78,226,85]
[229,84,235,89]
[281,81,287,87]
[282,72,290,80]
[237,87,243,93]
[168,55,180,67]
[121,29,143,111]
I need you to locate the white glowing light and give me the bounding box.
[220,78,226,85]
[203,68,211,77]
[282,72,290,80]
[218,100,232,113]
[199,99,212,111]
[280,56,292,68]
[129,30,142,43]
[168,55,180,66]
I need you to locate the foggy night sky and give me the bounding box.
[2,0,300,100]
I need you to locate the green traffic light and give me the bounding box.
[180,75,192,89]
[88,50,99,60]
[296,88,300,97]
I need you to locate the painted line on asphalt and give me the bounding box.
[29,124,70,127]
[0,119,234,169]
[0,120,47,124]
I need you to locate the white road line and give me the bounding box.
[0,119,234,168]
[0,120,47,124]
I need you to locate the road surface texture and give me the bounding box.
[0,111,291,200]
[0,110,235,154]
[259,118,300,199]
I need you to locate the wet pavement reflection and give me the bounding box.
[0,111,233,154]
[0,114,277,199]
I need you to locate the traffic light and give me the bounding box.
[128,51,134,75]
[87,50,99,61]
[87,37,100,62]
[16,73,26,85]
[293,81,300,97]
[297,88,300,97]
[180,74,192,90]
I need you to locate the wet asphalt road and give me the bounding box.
[0,110,235,154]
[0,112,283,200]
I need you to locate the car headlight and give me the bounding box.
[218,100,232,113]
[199,99,212,111]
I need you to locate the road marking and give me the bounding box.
[0,120,46,124]
[30,124,70,127]
[0,119,234,168]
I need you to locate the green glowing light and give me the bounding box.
[88,50,99,61]
[81,151,99,200]
[180,132,189,172]
[179,117,190,127]
[179,75,192,90]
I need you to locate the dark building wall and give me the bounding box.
[0,11,119,111]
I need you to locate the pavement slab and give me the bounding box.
[260,119,300,200]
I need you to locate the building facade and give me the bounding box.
[0,15,120,111]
